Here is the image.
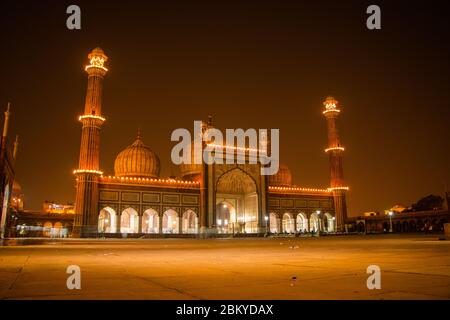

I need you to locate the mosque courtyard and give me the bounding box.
[0,234,449,300]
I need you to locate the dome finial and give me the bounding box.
[137,127,142,140]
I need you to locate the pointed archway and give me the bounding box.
[98,207,117,233]
[215,168,259,234]
[296,212,308,232]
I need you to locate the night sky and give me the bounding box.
[1,0,449,215]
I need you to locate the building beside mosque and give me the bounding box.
[5,180,75,238]
[72,48,349,238]
[349,210,449,234]
[0,104,19,239]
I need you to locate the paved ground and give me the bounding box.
[0,234,449,300]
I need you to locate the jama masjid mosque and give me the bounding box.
[72,48,349,238]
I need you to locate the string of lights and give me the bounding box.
[268,186,331,193]
[99,176,200,187]
[73,169,103,175]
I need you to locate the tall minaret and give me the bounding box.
[13,135,19,160]
[73,48,109,237]
[1,103,11,148]
[0,103,12,238]
[322,96,348,232]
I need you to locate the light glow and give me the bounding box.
[322,97,340,115]
[85,56,108,72]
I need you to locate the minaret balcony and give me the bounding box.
[79,114,106,122]
[325,146,345,153]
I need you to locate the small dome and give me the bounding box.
[12,181,22,195]
[268,163,292,186]
[178,141,203,180]
[114,132,160,178]
[92,47,105,55]
[89,47,108,60]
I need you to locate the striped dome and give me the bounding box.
[12,181,22,194]
[114,132,160,178]
[268,163,293,186]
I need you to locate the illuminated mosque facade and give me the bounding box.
[72,48,349,238]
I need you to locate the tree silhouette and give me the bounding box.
[412,195,444,212]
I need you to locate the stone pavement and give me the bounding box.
[0,234,449,299]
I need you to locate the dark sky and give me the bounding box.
[1,0,449,215]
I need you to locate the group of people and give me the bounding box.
[268,229,320,237]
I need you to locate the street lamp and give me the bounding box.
[316,210,321,233]
[237,216,244,234]
[264,216,269,234]
[332,216,336,233]
[217,219,222,233]
[388,211,393,233]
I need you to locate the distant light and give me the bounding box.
[217,219,222,226]
[264,216,269,221]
